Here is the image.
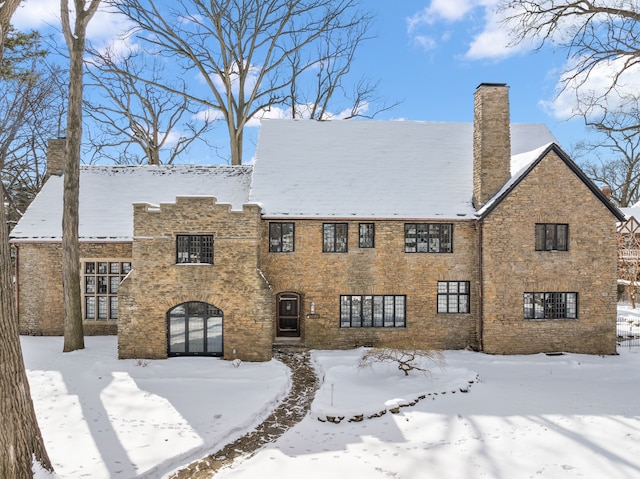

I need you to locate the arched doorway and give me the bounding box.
[167,301,223,357]
[276,292,300,338]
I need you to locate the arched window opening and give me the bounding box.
[167,301,223,357]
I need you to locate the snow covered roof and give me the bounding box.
[249,120,557,219]
[621,206,640,220]
[12,119,589,242]
[11,164,253,241]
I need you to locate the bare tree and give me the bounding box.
[85,47,215,165]
[358,345,444,377]
[111,0,381,165]
[499,1,640,112]
[575,105,640,207]
[2,31,67,225]
[0,2,55,477]
[284,21,394,120]
[61,0,101,352]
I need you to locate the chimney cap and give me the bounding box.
[476,82,508,89]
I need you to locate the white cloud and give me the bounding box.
[465,14,515,60]
[11,1,131,50]
[407,0,521,59]
[11,0,59,31]
[413,35,437,52]
[543,57,640,121]
[193,108,225,123]
[408,0,475,32]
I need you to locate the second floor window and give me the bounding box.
[535,223,568,251]
[176,235,214,264]
[359,223,375,248]
[323,223,348,253]
[269,222,294,252]
[405,223,452,253]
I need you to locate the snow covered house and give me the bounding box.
[10,83,624,361]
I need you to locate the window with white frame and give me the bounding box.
[82,260,131,321]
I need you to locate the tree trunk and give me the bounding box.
[0,1,53,476]
[60,0,101,352]
[62,34,85,352]
[0,204,53,477]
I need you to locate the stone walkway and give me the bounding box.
[169,349,318,479]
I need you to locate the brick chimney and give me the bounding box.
[473,83,511,209]
[45,137,66,180]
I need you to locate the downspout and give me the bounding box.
[477,220,484,351]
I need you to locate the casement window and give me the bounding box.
[535,223,568,251]
[405,223,452,253]
[340,295,406,328]
[82,260,131,321]
[323,223,348,253]
[176,234,214,264]
[359,223,375,248]
[269,222,295,252]
[523,292,577,320]
[437,281,470,313]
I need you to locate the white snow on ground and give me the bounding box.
[24,337,289,479]
[26,305,640,479]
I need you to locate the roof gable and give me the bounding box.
[476,143,625,221]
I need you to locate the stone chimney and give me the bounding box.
[473,83,511,209]
[45,137,66,180]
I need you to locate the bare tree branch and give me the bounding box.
[499,0,640,105]
[85,46,215,164]
[110,0,386,165]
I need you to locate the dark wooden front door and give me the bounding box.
[277,293,300,337]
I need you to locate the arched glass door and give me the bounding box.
[167,302,223,356]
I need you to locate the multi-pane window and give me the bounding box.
[269,222,295,252]
[437,281,470,313]
[340,295,406,328]
[83,260,131,321]
[176,234,214,264]
[323,223,348,252]
[524,292,577,320]
[359,223,375,248]
[405,223,453,253]
[535,223,568,251]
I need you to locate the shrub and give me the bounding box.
[358,346,445,376]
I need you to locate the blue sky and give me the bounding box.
[12,0,592,163]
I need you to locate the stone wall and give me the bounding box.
[260,219,480,352]
[118,197,273,361]
[15,241,132,335]
[480,150,618,355]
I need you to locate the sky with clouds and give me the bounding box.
[9,0,631,162]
